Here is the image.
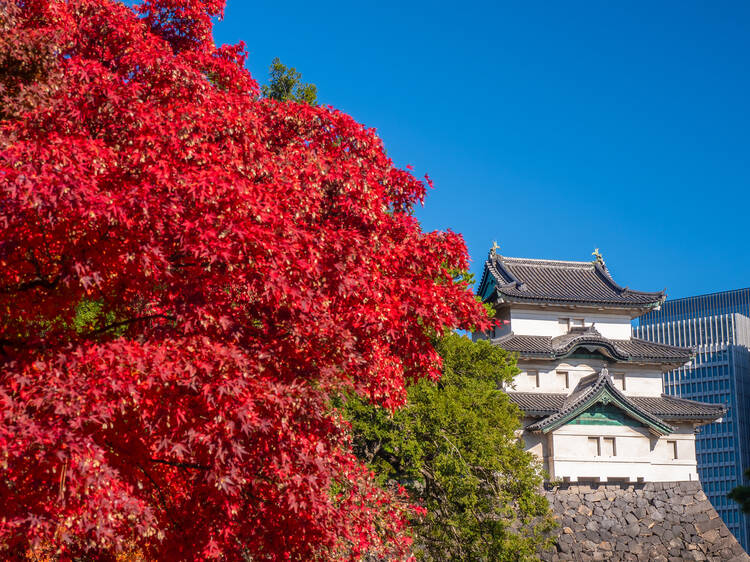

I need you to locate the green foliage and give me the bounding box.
[72,300,123,336]
[261,57,318,105]
[72,299,105,333]
[446,266,475,287]
[344,333,556,560]
[729,470,750,513]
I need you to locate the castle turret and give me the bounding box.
[477,252,725,484]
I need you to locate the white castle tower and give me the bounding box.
[476,250,725,483]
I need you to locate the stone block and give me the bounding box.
[649,506,665,522]
[695,517,723,533]
[693,511,709,522]
[682,481,701,493]
[626,524,640,538]
[541,481,749,561]
[685,503,707,515]
[702,528,720,543]
[581,539,597,551]
[584,530,599,542]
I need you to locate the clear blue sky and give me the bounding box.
[212,0,750,300]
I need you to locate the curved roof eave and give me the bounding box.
[493,331,693,366]
[481,253,667,310]
[526,369,675,436]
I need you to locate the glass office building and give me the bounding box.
[634,288,750,549]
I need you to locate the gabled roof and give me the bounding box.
[477,252,665,311]
[507,391,727,422]
[494,326,692,367]
[518,368,676,435]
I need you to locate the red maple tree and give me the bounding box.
[0,1,487,559]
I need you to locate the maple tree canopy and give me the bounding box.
[0,0,487,560]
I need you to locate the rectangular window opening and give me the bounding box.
[668,440,678,460]
[559,317,585,332]
[587,437,600,457]
[527,370,540,388]
[613,372,626,391]
[602,437,616,457]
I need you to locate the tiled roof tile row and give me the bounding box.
[508,389,726,422]
[480,254,665,309]
[494,326,692,365]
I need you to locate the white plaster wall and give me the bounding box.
[520,425,549,475]
[618,367,665,396]
[512,361,664,396]
[520,423,697,483]
[509,308,632,339]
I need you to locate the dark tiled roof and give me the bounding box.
[631,395,727,421]
[478,253,665,309]
[508,391,726,422]
[508,392,567,416]
[521,369,675,435]
[494,326,692,366]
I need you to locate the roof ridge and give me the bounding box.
[481,251,668,310]
[507,391,568,396]
[501,256,593,267]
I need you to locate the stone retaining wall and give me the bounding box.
[540,481,749,561]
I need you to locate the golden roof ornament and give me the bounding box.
[490,241,500,257]
[592,247,605,267]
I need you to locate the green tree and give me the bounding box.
[261,57,318,104]
[729,471,750,513]
[343,333,555,561]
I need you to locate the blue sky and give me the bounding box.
[212,1,750,300]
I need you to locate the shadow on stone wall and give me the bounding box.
[540,481,749,561]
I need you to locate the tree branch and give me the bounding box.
[148,457,209,471]
[85,313,175,336]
